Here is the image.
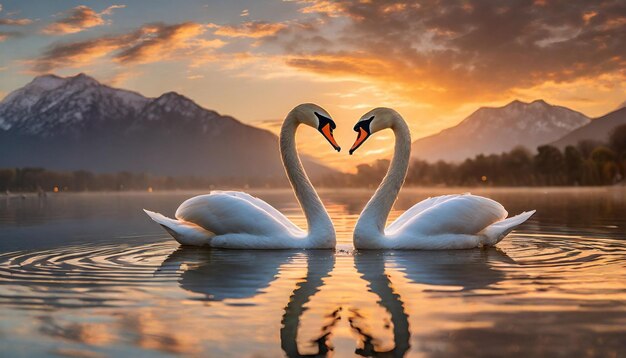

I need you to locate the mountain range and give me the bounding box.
[0,74,335,181]
[552,107,626,149]
[1,74,624,174]
[411,100,591,162]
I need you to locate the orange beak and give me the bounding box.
[321,123,341,152]
[349,127,370,155]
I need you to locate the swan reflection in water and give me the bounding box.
[280,250,335,357]
[383,249,515,290]
[157,247,512,356]
[157,248,336,356]
[156,248,304,301]
[353,248,514,356]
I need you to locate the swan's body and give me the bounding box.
[144,104,339,249]
[350,108,535,250]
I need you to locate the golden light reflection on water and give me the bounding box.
[0,188,625,356]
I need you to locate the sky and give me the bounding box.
[0,0,624,171]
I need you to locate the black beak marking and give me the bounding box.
[314,111,341,151]
[349,116,374,155]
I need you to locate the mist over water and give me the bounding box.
[0,188,625,357]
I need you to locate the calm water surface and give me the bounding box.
[0,188,625,357]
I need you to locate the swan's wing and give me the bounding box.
[481,210,536,246]
[386,195,460,234]
[391,194,507,236]
[175,192,304,236]
[144,209,214,246]
[211,191,302,234]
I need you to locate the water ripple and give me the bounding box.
[0,241,179,309]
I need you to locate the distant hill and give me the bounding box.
[552,107,626,148]
[0,74,336,181]
[411,100,590,162]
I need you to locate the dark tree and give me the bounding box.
[564,146,583,185]
[577,139,603,159]
[0,169,15,191]
[534,145,565,185]
[591,146,618,184]
[609,124,626,158]
[501,146,533,185]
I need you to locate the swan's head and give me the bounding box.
[293,103,341,152]
[349,107,398,155]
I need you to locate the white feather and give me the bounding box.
[354,108,536,250]
[143,104,336,249]
[480,210,537,246]
[143,209,214,246]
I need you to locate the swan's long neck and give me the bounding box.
[280,112,335,246]
[355,114,411,245]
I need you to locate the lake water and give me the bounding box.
[0,188,625,357]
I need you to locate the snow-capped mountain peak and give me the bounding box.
[0,75,67,118]
[0,73,150,134]
[68,72,99,85]
[412,99,591,162]
[27,74,67,91]
[0,73,336,180]
[152,91,198,112]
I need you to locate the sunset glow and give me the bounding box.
[0,0,624,171]
[1,3,625,354]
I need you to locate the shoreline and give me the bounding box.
[4,185,625,197]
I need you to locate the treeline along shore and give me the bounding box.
[2,125,625,192]
[328,124,626,187]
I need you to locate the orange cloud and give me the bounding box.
[115,22,216,63]
[211,21,286,38]
[42,5,125,35]
[29,35,130,72]
[293,0,346,17]
[285,54,393,78]
[30,22,224,72]
[381,3,408,13]
[271,0,626,108]
[0,18,32,25]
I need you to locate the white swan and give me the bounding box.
[144,103,341,249]
[349,107,536,250]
